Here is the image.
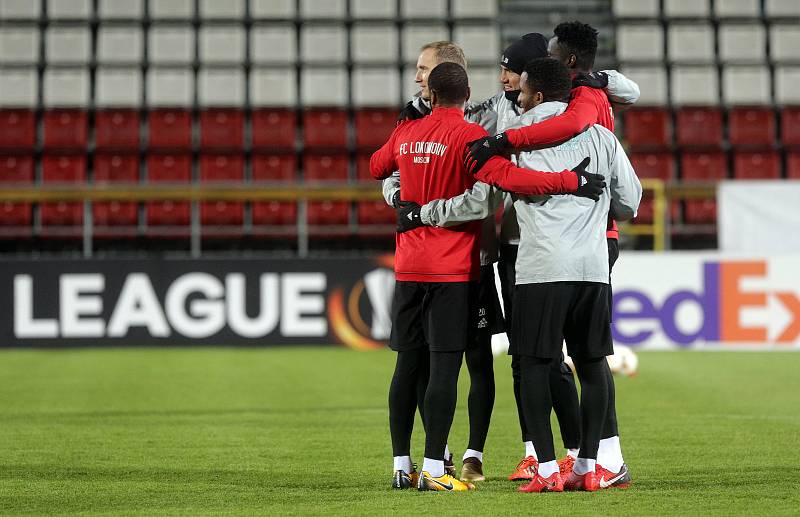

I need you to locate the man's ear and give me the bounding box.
[535,91,544,105]
[568,53,577,68]
[430,89,438,107]
[465,86,471,104]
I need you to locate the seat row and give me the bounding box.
[613,0,800,19]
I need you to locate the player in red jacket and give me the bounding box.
[465,21,632,490]
[371,62,601,492]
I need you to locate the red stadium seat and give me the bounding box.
[93,154,139,228]
[252,154,297,226]
[355,108,397,150]
[630,152,676,224]
[199,154,244,226]
[148,109,192,149]
[0,155,34,228]
[303,109,348,149]
[146,154,191,227]
[0,110,35,150]
[304,154,349,225]
[675,107,723,149]
[43,110,88,149]
[355,154,374,181]
[41,155,86,226]
[357,200,394,225]
[200,109,244,150]
[733,151,781,180]
[623,108,671,149]
[728,108,776,148]
[780,107,800,148]
[252,108,296,150]
[787,152,800,179]
[95,109,140,150]
[680,152,727,224]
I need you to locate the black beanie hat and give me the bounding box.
[500,33,549,75]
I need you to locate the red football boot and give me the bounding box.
[557,455,575,477]
[518,471,564,493]
[564,470,599,492]
[508,455,538,481]
[596,463,631,489]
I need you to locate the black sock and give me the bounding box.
[601,359,619,439]
[573,357,609,460]
[511,354,529,442]
[550,352,581,450]
[415,349,430,430]
[465,339,495,453]
[520,355,556,463]
[423,350,463,461]
[389,348,427,457]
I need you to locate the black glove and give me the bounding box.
[572,71,609,90]
[396,101,426,124]
[396,201,424,233]
[464,132,510,175]
[390,190,400,208]
[570,157,606,201]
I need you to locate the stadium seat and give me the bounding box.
[401,0,447,18]
[305,154,349,226]
[680,152,727,223]
[147,68,194,107]
[357,200,395,226]
[0,0,41,19]
[300,24,346,63]
[0,26,40,64]
[469,67,500,103]
[199,154,244,226]
[630,152,677,224]
[770,24,800,63]
[250,68,297,107]
[675,107,724,149]
[199,0,244,19]
[663,0,710,18]
[0,110,35,149]
[148,109,192,149]
[351,24,399,63]
[451,0,498,18]
[41,155,86,226]
[781,107,800,148]
[43,68,90,108]
[303,109,348,149]
[300,0,346,19]
[0,68,37,108]
[728,108,776,148]
[671,66,720,106]
[718,23,766,63]
[355,153,374,181]
[252,154,297,226]
[723,66,771,105]
[733,151,781,179]
[0,155,34,228]
[250,24,296,63]
[198,68,245,107]
[98,0,144,19]
[145,153,191,227]
[300,68,348,107]
[47,0,91,20]
[765,0,800,18]
[96,68,142,108]
[45,26,91,64]
[96,26,143,64]
[149,26,194,64]
[354,109,396,150]
[251,0,296,19]
[774,66,800,106]
[667,23,715,63]
[350,0,396,18]
[95,109,140,150]
[352,67,401,107]
[612,0,659,18]
[150,0,194,19]
[199,25,246,64]
[252,108,296,149]
[453,25,500,63]
[786,152,800,179]
[617,23,664,63]
[200,109,244,150]
[43,110,88,149]
[401,23,449,63]
[714,0,761,18]
[93,153,139,229]
[620,66,668,105]
[623,108,671,149]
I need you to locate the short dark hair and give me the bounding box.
[553,21,599,70]
[523,58,572,102]
[427,62,469,106]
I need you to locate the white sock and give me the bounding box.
[566,448,578,459]
[463,449,483,462]
[393,456,412,473]
[422,457,445,477]
[524,441,538,459]
[573,458,596,475]
[597,436,624,472]
[538,460,559,478]
[444,444,451,460]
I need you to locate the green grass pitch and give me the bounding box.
[0,347,799,515]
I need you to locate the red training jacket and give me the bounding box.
[504,86,620,239]
[370,106,577,283]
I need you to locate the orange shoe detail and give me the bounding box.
[508,455,538,481]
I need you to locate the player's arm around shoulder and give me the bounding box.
[421,182,500,228]
[504,88,600,149]
[605,130,642,221]
[601,69,640,107]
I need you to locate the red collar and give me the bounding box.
[430,106,465,119]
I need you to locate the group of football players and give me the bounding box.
[369,21,642,492]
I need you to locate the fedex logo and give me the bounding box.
[612,261,800,347]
